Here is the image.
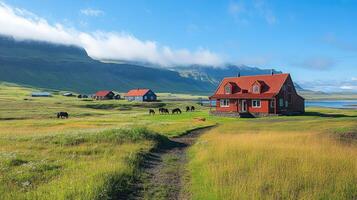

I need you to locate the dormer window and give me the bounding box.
[252,84,260,94]
[225,84,232,94]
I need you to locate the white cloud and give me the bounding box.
[352,77,357,81]
[80,8,104,17]
[340,85,357,90]
[0,2,223,67]
[228,0,277,25]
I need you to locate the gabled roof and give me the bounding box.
[95,90,113,97]
[211,73,290,99]
[125,89,151,97]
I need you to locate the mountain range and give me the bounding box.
[0,35,290,94]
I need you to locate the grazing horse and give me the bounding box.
[149,109,155,115]
[57,112,69,119]
[172,108,182,114]
[186,106,190,112]
[163,108,169,114]
[191,106,195,112]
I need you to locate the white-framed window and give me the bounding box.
[252,100,261,108]
[270,99,275,108]
[224,85,231,94]
[220,99,230,107]
[279,98,284,107]
[252,84,260,93]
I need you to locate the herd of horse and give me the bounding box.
[57,105,196,119]
[149,106,195,115]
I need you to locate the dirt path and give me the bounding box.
[132,126,213,200]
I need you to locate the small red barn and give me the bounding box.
[93,90,115,100]
[209,73,304,117]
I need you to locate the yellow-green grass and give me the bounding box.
[0,83,214,199]
[188,108,357,200]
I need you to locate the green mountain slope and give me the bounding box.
[0,36,216,94]
[0,35,289,94]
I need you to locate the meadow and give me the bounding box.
[187,108,357,200]
[0,82,356,200]
[0,83,214,200]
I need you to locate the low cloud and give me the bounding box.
[80,8,104,17]
[0,2,223,67]
[299,79,357,92]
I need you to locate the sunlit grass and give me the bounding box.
[188,112,357,200]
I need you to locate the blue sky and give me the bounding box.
[1,0,357,92]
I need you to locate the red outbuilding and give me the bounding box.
[209,73,304,117]
[93,90,115,100]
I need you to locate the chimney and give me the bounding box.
[271,69,274,76]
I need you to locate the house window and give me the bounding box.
[279,98,284,107]
[220,99,230,107]
[225,85,231,94]
[285,100,288,108]
[252,100,261,108]
[144,96,147,100]
[252,85,260,93]
[270,99,275,108]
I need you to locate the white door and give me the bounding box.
[241,100,247,112]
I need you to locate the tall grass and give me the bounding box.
[0,128,163,200]
[188,120,357,199]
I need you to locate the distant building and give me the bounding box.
[114,94,121,100]
[125,89,157,102]
[31,92,52,97]
[63,92,73,97]
[93,90,115,100]
[209,73,304,117]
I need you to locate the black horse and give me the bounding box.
[149,109,155,115]
[172,108,182,114]
[186,106,190,112]
[191,106,195,112]
[163,108,169,114]
[57,112,69,119]
[159,108,169,114]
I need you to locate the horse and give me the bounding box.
[159,108,169,114]
[163,108,169,114]
[57,112,69,119]
[172,108,182,114]
[191,106,195,112]
[149,109,155,115]
[186,106,190,112]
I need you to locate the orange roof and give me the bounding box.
[211,73,290,99]
[95,90,113,97]
[125,89,150,97]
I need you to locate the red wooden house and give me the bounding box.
[209,73,304,117]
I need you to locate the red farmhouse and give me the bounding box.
[209,73,304,117]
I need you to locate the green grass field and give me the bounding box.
[0,82,356,199]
